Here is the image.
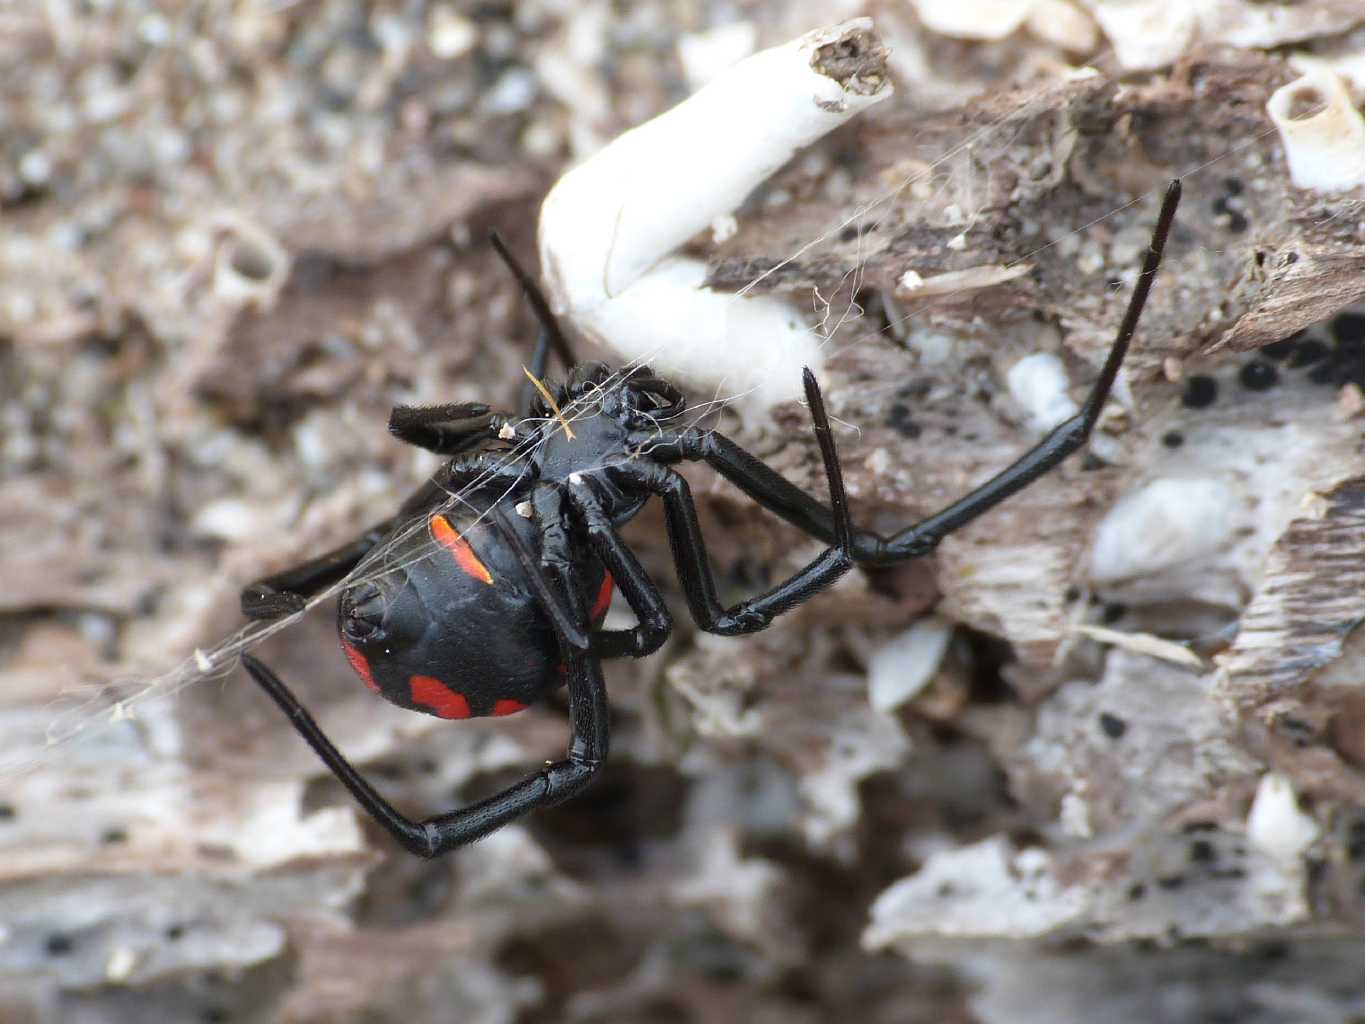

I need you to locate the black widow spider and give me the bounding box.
[239,180,1182,859]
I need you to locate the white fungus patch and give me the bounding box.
[104,945,138,983]
[1007,352,1080,433]
[865,447,892,476]
[1082,0,1359,72]
[427,6,478,60]
[192,497,296,543]
[863,836,1088,949]
[557,255,822,410]
[1088,477,1237,584]
[709,212,738,244]
[1246,772,1321,865]
[1025,0,1098,52]
[455,825,584,908]
[671,829,786,948]
[798,707,910,846]
[898,268,925,291]
[196,781,368,868]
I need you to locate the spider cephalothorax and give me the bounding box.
[239,181,1182,858]
[537,361,687,429]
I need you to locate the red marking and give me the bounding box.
[409,675,471,719]
[491,699,528,717]
[340,639,380,695]
[430,515,493,585]
[591,571,614,621]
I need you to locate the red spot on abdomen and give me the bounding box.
[340,639,380,695]
[409,675,471,719]
[430,515,494,585]
[591,571,614,622]
[491,699,527,716]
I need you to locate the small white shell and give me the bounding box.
[1266,66,1365,194]
[867,616,953,713]
[210,213,291,312]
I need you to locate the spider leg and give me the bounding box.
[554,483,674,659]
[489,232,576,369]
[611,370,853,636]
[391,235,580,448]
[388,402,517,456]
[490,501,592,653]
[241,521,395,621]
[868,179,1182,555]
[489,484,674,660]
[636,179,1182,567]
[241,646,607,856]
[239,503,608,856]
[488,232,580,417]
[518,326,556,417]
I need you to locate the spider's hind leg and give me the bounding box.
[242,451,535,622]
[241,520,394,620]
[241,651,606,856]
[555,482,675,660]
[239,494,611,857]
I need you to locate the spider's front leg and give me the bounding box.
[634,179,1183,567]
[551,483,675,660]
[387,402,517,455]
[613,369,854,637]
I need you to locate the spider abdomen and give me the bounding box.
[337,511,609,719]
